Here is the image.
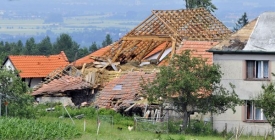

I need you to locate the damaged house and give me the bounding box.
[32,8,231,115]
[209,12,275,135]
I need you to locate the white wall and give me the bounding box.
[213,53,275,135]
[3,59,15,70]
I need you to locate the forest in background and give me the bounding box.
[0,33,112,63]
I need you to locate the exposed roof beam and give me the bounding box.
[122,36,172,41]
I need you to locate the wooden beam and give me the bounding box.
[122,36,171,41]
[138,40,155,61]
[152,10,178,36]
[112,41,125,62]
[170,38,176,59]
[120,40,141,54]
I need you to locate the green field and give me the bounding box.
[0,104,268,140]
[0,15,140,35]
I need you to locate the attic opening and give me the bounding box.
[113,84,122,90]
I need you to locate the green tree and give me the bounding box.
[37,36,52,55]
[102,34,113,47]
[254,81,275,137]
[184,0,217,13]
[78,47,90,59]
[15,40,24,54]
[53,33,80,62]
[89,42,99,53]
[141,50,242,131]
[233,12,249,32]
[24,37,38,55]
[0,68,35,118]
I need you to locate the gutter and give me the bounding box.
[207,50,275,55]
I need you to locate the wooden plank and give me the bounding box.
[170,37,176,58]
[81,63,86,74]
[107,58,118,71]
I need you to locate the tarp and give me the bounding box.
[243,12,275,51]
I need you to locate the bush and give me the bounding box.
[168,120,181,133]
[185,120,213,136]
[98,108,134,126]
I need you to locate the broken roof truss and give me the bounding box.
[101,8,231,63]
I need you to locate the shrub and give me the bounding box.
[168,120,181,133]
[185,120,213,136]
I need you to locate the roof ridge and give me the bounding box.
[59,51,69,62]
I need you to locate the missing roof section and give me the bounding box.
[113,84,122,90]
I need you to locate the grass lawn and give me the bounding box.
[38,116,263,140]
[0,103,267,140]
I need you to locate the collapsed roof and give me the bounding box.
[97,8,231,63]
[95,72,156,110]
[32,75,90,96]
[32,8,231,109]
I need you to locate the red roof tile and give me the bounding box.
[176,41,218,64]
[158,41,218,66]
[95,72,156,109]
[7,51,69,78]
[32,75,90,96]
[73,46,111,67]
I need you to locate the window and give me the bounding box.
[245,100,266,121]
[246,60,268,79]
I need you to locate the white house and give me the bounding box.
[2,51,69,88]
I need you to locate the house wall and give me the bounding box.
[212,53,275,135]
[3,59,15,70]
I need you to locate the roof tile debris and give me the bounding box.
[32,75,90,96]
[7,51,69,78]
[95,72,156,109]
[73,46,111,67]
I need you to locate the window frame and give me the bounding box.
[243,100,267,123]
[245,60,269,81]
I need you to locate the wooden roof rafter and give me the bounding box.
[101,8,231,63]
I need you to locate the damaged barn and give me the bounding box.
[94,71,157,116]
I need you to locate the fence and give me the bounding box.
[134,117,169,133]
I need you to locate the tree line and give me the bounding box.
[0,33,113,63]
